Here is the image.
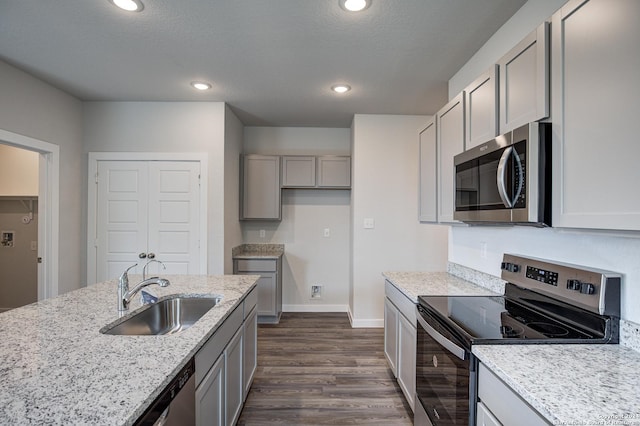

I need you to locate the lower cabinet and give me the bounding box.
[234,258,282,324]
[383,281,416,412]
[477,363,549,426]
[195,286,258,426]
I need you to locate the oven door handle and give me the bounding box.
[497,146,514,208]
[417,313,466,361]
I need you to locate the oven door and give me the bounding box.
[416,306,473,426]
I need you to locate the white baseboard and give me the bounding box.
[347,306,384,328]
[283,304,349,313]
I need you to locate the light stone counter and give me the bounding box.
[382,271,499,302]
[232,243,284,259]
[473,344,640,425]
[0,274,259,425]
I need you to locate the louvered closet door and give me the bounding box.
[96,161,149,281]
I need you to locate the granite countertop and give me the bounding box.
[232,243,284,259]
[382,271,499,302]
[473,344,640,425]
[0,274,259,425]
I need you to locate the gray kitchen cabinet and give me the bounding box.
[195,354,224,426]
[234,258,282,324]
[225,327,244,426]
[383,281,416,412]
[464,65,498,149]
[477,363,549,425]
[243,305,258,400]
[436,93,465,224]
[195,287,257,426]
[240,154,281,220]
[281,156,316,187]
[419,119,437,222]
[551,0,640,231]
[317,156,351,188]
[498,22,549,133]
[281,155,351,188]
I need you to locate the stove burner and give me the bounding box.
[526,322,570,337]
[499,324,524,338]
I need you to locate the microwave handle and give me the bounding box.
[497,146,514,208]
[417,312,466,360]
[512,146,524,203]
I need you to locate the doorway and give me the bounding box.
[0,128,60,307]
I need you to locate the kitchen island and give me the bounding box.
[0,274,259,425]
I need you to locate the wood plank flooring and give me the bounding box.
[237,312,413,426]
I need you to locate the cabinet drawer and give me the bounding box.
[195,303,243,386]
[385,280,416,325]
[235,259,277,272]
[244,286,258,319]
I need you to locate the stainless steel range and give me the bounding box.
[414,254,621,426]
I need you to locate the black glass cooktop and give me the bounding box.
[417,283,613,346]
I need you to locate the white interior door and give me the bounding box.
[96,161,149,281]
[94,160,202,282]
[147,161,201,276]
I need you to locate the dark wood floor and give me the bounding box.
[237,312,413,426]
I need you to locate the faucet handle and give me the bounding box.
[119,263,138,288]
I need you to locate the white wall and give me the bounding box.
[0,60,83,294]
[351,115,449,326]
[223,106,244,274]
[447,0,640,324]
[83,101,228,274]
[242,127,351,311]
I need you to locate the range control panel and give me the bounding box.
[500,254,621,316]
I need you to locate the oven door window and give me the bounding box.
[416,320,470,425]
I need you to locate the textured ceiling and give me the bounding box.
[0,0,526,127]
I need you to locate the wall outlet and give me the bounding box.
[311,285,322,299]
[259,229,265,238]
[323,228,330,238]
[480,241,488,259]
[363,218,375,229]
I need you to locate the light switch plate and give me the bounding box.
[363,218,375,229]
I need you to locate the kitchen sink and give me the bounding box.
[101,295,223,336]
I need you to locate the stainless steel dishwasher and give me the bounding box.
[135,358,196,426]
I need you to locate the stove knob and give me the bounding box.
[567,279,582,290]
[501,262,521,273]
[580,282,595,295]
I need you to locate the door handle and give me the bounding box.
[497,146,514,208]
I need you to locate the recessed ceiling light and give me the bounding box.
[109,0,144,12]
[331,84,351,94]
[339,0,371,12]
[191,81,212,91]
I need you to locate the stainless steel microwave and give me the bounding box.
[453,122,551,226]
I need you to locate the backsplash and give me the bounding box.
[447,262,640,352]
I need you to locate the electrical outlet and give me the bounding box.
[259,229,265,238]
[480,241,488,259]
[311,285,322,299]
[363,218,375,229]
[323,228,330,238]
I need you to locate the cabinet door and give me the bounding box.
[255,273,277,317]
[498,22,549,133]
[551,0,640,231]
[196,355,224,426]
[477,402,502,426]
[243,306,258,400]
[317,156,351,188]
[436,93,465,223]
[419,119,437,222]
[465,65,498,149]
[383,297,398,376]
[240,155,281,220]
[281,156,316,187]
[225,327,244,426]
[397,313,416,412]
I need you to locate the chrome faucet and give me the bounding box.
[142,259,166,280]
[117,263,170,311]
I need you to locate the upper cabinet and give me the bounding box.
[498,22,549,133]
[551,0,640,231]
[240,154,281,221]
[436,93,465,224]
[281,155,351,189]
[418,119,437,223]
[464,65,498,149]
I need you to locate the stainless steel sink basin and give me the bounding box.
[101,295,223,336]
